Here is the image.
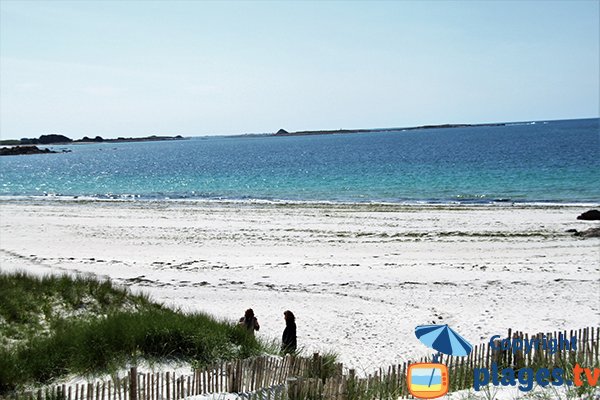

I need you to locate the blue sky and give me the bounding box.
[1,0,598,140]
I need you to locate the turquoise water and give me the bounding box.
[410,367,442,385]
[1,118,598,204]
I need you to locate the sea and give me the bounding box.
[1,118,598,204]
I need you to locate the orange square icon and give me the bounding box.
[406,362,449,399]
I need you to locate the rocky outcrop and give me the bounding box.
[39,134,73,144]
[574,228,600,238]
[20,134,72,145]
[0,146,61,156]
[577,210,600,220]
[1,134,185,146]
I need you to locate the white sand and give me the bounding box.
[1,198,599,373]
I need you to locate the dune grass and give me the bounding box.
[0,271,154,345]
[0,271,264,393]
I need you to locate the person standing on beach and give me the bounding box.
[281,310,297,354]
[239,308,260,335]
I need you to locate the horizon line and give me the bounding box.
[1,116,598,141]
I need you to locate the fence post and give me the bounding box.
[286,377,300,400]
[312,353,321,381]
[129,368,137,400]
[514,331,524,368]
[165,372,170,400]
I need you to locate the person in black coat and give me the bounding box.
[281,310,297,354]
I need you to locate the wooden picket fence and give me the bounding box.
[3,326,599,400]
[326,326,600,399]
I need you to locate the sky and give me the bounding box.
[0,0,598,140]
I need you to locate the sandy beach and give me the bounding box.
[0,198,598,371]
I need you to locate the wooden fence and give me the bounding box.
[317,326,600,399]
[3,326,599,400]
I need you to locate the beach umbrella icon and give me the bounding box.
[414,324,473,388]
[415,324,473,357]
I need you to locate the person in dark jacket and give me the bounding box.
[239,308,260,336]
[281,310,297,354]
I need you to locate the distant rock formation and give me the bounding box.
[39,134,73,144]
[577,210,600,220]
[81,136,104,142]
[265,122,508,138]
[0,134,186,146]
[0,146,62,156]
[574,228,600,238]
[20,134,72,145]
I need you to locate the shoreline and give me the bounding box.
[1,199,598,369]
[1,195,599,209]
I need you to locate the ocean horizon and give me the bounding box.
[1,118,598,205]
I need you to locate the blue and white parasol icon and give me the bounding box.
[415,324,473,387]
[415,324,473,357]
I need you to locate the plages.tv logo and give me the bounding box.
[474,333,599,392]
[406,362,449,398]
[407,324,473,399]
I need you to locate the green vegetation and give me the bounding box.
[305,351,339,382]
[0,271,264,393]
[0,139,20,145]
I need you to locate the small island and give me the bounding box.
[225,122,509,139]
[270,122,506,137]
[0,133,186,146]
[0,134,187,156]
[0,146,69,156]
